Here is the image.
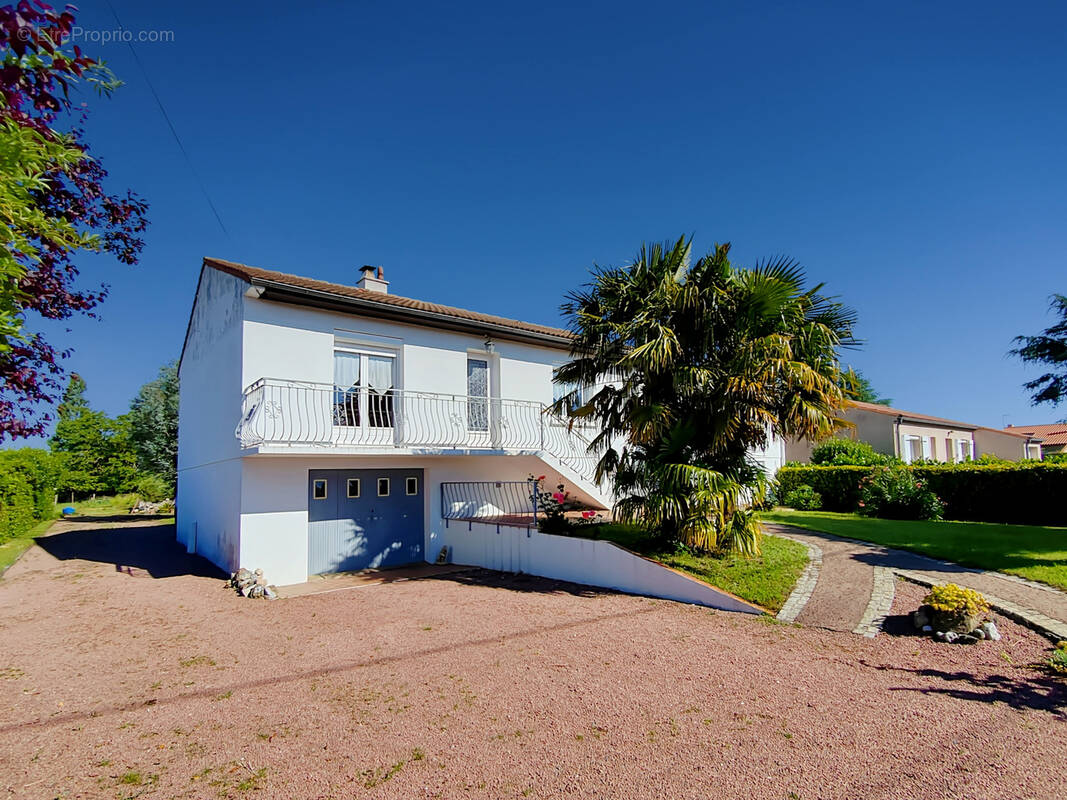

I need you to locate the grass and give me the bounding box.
[761,509,1067,590]
[579,523,810,612]
[0,517,58,577]
[53,493,144,517]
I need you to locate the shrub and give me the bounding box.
[131,473,171,503]
[924,583,990,617]
[1043,453,1067,464]
[782,484,822,510]
[776,466,871,512]
[1049,641,1067,675]
[810,439,893,466]
[0,449,59,543]
[529,475,571,534]
[858,467,943,520]
[776,462,1067,525]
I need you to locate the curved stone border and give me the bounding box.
[893,568,1067,643]
[852,566,895,637]
[771,534,823,624]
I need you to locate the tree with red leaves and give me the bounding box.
[0,1,148,439]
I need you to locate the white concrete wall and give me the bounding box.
[240,294,570,401]
[236,453,579,586]
[442,520,762,614]
[177,268,245,563]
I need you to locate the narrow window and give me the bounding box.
[406,476,418,496]
[377,477,390,497]
[347,478,360,498]
[312,479,328,500]
[467,358,489,431]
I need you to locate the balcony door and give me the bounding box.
[334,349,396,444]
[466,356,494,447]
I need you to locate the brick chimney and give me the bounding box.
[357,265,389,294]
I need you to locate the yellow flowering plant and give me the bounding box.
[924,584,990,618]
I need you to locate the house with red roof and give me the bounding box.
[1003,423,1067,457]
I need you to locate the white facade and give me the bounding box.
[178,261,786,588]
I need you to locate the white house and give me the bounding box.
[177,258,785,591]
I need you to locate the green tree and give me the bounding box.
[127,361,178,491]
[554,237,857,554]
[1011,294,1067,406]
[843,368,892,406]
[49,375,136,498]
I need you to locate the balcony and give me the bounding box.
[235,378,600,483]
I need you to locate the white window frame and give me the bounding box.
[333,347,398,429]
[312,479,328,500]
[956,439,972,462]
[405,476,418,496]
[377,477,390,497]
[346,478,360,498]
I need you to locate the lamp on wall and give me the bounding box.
[484,336,495,353]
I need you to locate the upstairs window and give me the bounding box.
[333,350,396,427]
[552,368,584,413]
[467,358,489,431]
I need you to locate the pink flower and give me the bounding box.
[858,502,865,507]
[537,475,546,482]
[582,511,597,519]
[552,492,566,503]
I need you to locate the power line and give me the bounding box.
[102,0,231,239]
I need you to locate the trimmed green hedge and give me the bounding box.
[0,449,59,543]
[777,463,1067,526]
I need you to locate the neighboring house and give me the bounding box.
[1003,424,1067,457]
[178,258,785,586]
[785,400,1042,464]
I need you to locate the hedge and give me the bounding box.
[777,463,1067,526]
[0,449,59,543]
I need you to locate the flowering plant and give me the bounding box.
[529,474,570,533]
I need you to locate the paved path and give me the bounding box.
[766,523,1067,641]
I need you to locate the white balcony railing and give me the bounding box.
[235,378,601,484]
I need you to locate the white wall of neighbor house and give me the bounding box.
[176,267,246,569]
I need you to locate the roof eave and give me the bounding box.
[252,279,574,350]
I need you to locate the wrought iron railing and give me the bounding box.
[236,378,602,484]
[441,481,535,521]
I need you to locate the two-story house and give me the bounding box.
[178,258,785,588]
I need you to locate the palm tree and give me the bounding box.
[553,236,857,554]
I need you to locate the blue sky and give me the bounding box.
[21,0,1067,442]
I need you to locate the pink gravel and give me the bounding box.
[0,518,1064,800]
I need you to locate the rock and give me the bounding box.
[264,586,278,600]
[935,631,947,641]
[932,609,984,635]
[256,576,268,587]
[236,568,253,583]
[921,625,933,633]
[912,609,931,629]
[943,631,959,643]
[981,622,1001,641]
[956,634,980,645]
[241,585,253,597]
[254,568,264,577]
[972,628,986,639]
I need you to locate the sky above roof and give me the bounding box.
[18,0,1067,444]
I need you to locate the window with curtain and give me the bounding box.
[333,350,395,427]
[333,351,361,426]
[467,358,489,431]
[552,368,583,413]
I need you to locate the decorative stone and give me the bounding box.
[980,622,1001,641]
[943,631,959,643]
[956,633,980,645]
[932,609,984,635]
[921,625,933,633]
[912,608,931,629]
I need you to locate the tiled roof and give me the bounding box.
[847,400,979,430]
[203,257,574,345]
[1004,423,1067,445]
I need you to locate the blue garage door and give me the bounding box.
[307,468,424,575]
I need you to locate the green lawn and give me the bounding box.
[0,517,57,576]
[761,510,1067,591]
[54,493,142,517]
[579,523,810,612]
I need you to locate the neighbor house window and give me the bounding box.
[347,478,360,498]
[467,358,489,431]
[902,435,930,464]
[377,477,390,496]
[312,479,328,500]
[406,477,418,495]
[956,439,972,462]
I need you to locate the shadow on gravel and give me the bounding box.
[883,665,1066,715]
[427,567,616,598]
[35,522,226,580]
[879,612,927,638]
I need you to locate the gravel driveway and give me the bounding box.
[0,517,1064,799]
